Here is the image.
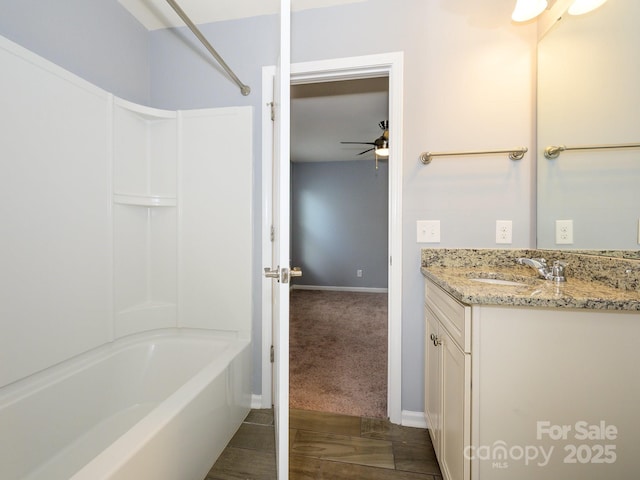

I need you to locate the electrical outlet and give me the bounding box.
[556,220,574,244]
[417,220,440,243]
[495,220,512,244]
[356,269,363,278]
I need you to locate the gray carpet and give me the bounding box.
[289,289,388,418]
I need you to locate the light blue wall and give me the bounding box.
[149,15,278,109]
[291,160,388,289]
[0,0,150,104]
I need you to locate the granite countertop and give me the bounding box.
[421,249,640,311]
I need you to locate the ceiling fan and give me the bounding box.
[340,120,389,169]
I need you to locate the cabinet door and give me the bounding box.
[441,329,471,480]
[424,305,441,452]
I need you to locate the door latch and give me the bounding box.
[264,267,280,280]
[264,266,302,284]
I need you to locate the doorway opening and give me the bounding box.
[261,52,404,424]
[289,77,389,418]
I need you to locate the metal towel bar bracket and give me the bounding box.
[419,147,528,165]
[544,142,640,159]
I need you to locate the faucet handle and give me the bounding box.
[532,257,547,265]
[551,260,567,282]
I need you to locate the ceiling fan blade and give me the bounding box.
[358,148,375,155]
[340,141,377,146]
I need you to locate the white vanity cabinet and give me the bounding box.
[424,279,471,480]
[424,275,640,480]
[424,306,441,451]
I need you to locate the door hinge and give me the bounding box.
[268,101,275,121]
[270,345,274,363]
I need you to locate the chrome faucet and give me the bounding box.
[516,257,567,282]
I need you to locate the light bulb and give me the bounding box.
[568,0,608,15]
[512,0,548,22]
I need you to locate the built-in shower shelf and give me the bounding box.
[114,194,177,207]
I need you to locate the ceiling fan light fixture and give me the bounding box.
[511,0,548,22]
[374,135,389,157]
[568,0,607,15]
[339,119,389,163]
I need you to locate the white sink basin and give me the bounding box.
[470,278,528,287]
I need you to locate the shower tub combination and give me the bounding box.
[0,329,251,480]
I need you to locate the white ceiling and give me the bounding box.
[117,0,367,30]
[291,78,389,163]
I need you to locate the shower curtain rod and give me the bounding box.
[165,0,251,96]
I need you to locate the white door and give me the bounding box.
[265,1,291,478]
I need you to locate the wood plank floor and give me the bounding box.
[205,409,443,480]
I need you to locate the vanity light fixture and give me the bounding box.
[512,0,608,22]
[567,0,608,15]
[512,0,548,22]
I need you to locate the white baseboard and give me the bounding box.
[291,284,388,294]
[401,410,427,428]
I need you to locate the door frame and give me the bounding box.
[261,52,404,424]
[260,65,276,409]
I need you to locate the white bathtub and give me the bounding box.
[0,329,251,480]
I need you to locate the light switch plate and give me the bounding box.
[417,220,440,243]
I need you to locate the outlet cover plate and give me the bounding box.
[496,220,513,244]
[556,219,574,244]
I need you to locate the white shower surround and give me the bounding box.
[1,34,252,383]
[0,34,253,479]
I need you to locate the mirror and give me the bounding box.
[537,0,640,252]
